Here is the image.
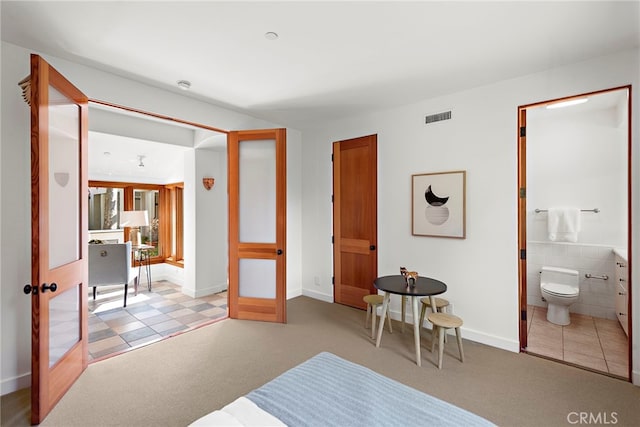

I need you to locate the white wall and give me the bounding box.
[183,148,229,298]
[300,49,639,384]
[528,104,627,245]
[0,41,303,394]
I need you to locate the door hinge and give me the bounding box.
[331,195,334,203]
[520,126,526,137]
[520,249,526,260]
[332,276,335,285]
[331,235,334,244]
[521,310,527,321]
[331,154,334,162]
[519,188,526,198]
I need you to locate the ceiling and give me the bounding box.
[2,2,638,182]
[2,1,639,130]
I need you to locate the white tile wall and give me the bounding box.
[527,242,617,320]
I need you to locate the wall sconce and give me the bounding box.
[203,177,215,191]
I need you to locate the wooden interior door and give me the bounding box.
[333,134,378,309]
[228,128,287,322]
[27,54,89,424]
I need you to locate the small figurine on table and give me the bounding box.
[400,266,418,287]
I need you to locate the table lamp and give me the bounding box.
[120,210,149,246]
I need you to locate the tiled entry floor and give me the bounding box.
[526,305,629,378]
[88,281,227,361]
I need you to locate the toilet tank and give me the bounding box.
[540,266,579,287]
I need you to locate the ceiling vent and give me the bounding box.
[425,110,451,124]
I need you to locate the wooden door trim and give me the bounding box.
[517,107,527,350]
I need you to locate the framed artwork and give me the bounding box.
[412,170,466,238]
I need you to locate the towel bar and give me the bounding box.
[585,273,608,280]
[534,208,599,213]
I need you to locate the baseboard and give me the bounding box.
[382,307,520,353]
[302,288,333,303]
[287,288,303,300]
[1,373,30,396]
[182,283,227,298]
[632,369,640,386]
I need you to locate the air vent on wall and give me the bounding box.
[425,110,452,124]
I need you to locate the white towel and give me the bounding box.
[547,207,581,242]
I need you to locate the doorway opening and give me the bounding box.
[517,86,632,380]
[86,101,230,361]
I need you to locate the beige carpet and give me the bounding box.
[3,296,639,426]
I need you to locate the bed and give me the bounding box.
[189,352,495,426]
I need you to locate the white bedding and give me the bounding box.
[189,396,285,427]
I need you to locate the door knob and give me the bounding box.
[23,284,37,295]
[41,283,58,293]
[370,245,376,250]
[276,249,283,255]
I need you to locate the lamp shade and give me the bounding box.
[120,210,149,227]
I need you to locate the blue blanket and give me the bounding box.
[246,352,495,427]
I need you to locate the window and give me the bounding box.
[134,188,160,257]
[89,181,183,267]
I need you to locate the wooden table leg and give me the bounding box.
[412,296,421,367]
[401,295,406,333]
[375,292,391,348]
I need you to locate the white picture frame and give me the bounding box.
[412,170,466,238]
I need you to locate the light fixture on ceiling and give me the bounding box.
[546,98,589,109]
[177,80,191,90]
[137,155,145,168]
[264,31,279,40]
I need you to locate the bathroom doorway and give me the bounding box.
[517,86,632,380]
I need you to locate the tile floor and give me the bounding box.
[526,305,629,378]
[88,280,228,361]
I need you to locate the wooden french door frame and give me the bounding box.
[227,128,287,323]
[517,86,633,381]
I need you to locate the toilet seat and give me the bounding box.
[541,282,578,298]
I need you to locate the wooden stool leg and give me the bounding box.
[371,304,377,339]
[437,326,445,369]
[431,325,437,353]
[365,304,371,328]
[385,304,393,333]
[455,327,465,362]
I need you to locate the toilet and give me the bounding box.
[540,266,580,326]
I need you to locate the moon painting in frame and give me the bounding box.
[412,170,466,238]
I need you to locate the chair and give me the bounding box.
[363,294,392,339]
[428,312,464,369]
[89,242,139,307]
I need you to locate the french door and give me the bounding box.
[227,129,287,323]
[24,56,287,426]
[26,54,89,424]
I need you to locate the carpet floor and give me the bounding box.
[2,296,639,426]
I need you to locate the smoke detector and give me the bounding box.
[177,80,191,90]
